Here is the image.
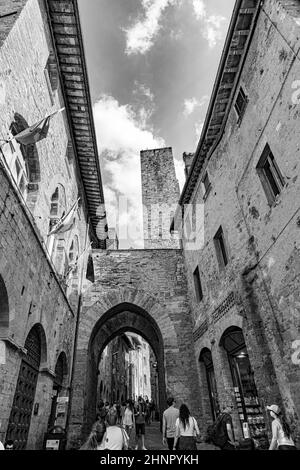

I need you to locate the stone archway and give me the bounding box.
[88,305,167,431]
[68,284,199,449]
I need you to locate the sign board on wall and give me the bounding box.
[46,439,60,450]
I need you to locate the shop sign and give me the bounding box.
[46,439,60,450]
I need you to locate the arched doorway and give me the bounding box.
[6,325,44,449]
[70,302,167,444]
[220,327,269,448]
[199,348,219,421]
[48,352,68,430]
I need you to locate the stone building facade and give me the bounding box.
[0,0,106,449]
[97,334,132,406]
[180,0,300,446]
[127,333,152,401]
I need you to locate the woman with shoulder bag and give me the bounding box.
[173,404,200,450]
[267,405,297,450]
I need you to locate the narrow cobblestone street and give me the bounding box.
[128,422,164,450]
[129,422,214,451]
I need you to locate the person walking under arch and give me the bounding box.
[173,404,200,450]
[162,397,179,450]
[267,405,297,450]
[134,396,147,450]
[123,400,135,442]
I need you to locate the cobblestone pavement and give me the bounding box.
[128,421,216,451]
[128,421,164,450]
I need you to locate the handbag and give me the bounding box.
[120,425,129,450]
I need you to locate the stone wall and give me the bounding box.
[68,248,200,448]
[0,0,92,449]
[182,0,300,444]
[141,148,180,249]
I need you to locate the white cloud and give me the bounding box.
[192,0,206,19]
[195,119,204,143]
[183,95,209,117]
[134,82,155,102]
[203,15,227,48]
[183,97,199,117]
[124,0,178,55]
[93,94,165,248]
[174,158,186,191]
[192,0,226,48]
[133,81,155,128]
[195,120,204,135]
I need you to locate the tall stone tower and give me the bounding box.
[140,147,180,249]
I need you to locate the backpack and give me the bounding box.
[208,413,230,448]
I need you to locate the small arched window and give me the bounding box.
[4,114,41,210]
[5,127,29,199]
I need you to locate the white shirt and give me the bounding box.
[272,419,295,447]
[123,408,134,426]
[175,416,200,437]
[0,441,4,450]
[99,426,128,450]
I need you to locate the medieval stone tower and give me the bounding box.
[140,147,180,249]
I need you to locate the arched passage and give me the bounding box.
[69,300,168,446]
[68,281,199,449]
[84,303,167,439]
[0,275,9,332]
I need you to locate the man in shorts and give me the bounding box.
[134,396,147,450]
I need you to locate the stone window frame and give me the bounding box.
[201,171,212,201]
[234,86,248,124]
[193,265,204,303]
[213,225,229,269]
[256,143,285,206]
[44,52,59,106]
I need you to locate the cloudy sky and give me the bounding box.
[78,0,235,248]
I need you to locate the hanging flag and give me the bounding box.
[8,108,65,146]
[48,198,80,237]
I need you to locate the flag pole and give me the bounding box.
[4,107,65,144]
[47,197,80,237]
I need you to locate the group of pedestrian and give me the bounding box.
[162,398,298,451]
[81,396,156,451]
